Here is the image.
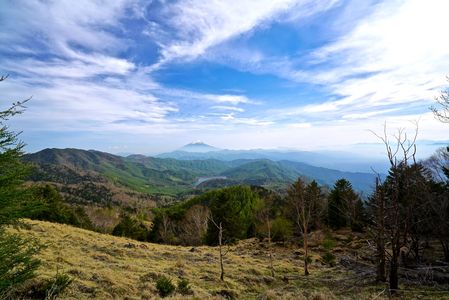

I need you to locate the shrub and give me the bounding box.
[177,278,192,295]
[11,273,72,299]
[45,273,72,299]
[27,185,93,230]
[112,215,149,241]
[305,255,313,265]
[321,252,336,267]
[271,216,294,242]
[0,232,41,296]
[321,236,336,251]
[155,276,175,298]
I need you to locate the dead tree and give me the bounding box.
[287,178,316,276]
[266,216,275,277]
[256,198,275,277]
[208,216,229,281]
[368,176,387,282]
[371,122,420,293]
[430,76,449,123]
[181,205,210,245]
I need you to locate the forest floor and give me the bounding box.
[10,220,449,299]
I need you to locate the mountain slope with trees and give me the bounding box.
[24,148,378,202]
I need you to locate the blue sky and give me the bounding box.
[0,0,448,155]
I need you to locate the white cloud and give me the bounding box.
[199,0,449,134]
[156,88,256,105]
[147,0,340,66]
[294,0,449,114]
[211,106,245,112]
[2,76,177,131]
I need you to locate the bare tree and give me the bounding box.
[256,197,275,277]
[159,212,173,244]
[208,216,229,281]
[180,205,210,245]
[423,147,449,182]
[287,178,316,276]
[430,77,449,122]
[370,122,421,293]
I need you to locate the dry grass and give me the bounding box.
[11,221,448,299]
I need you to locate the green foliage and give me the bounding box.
[271,216,294,242]
[44,273,73,300]
[155,275,175,297]
[321,252,336,267]
[0,231,41,296]
[321,236,336,251]
[25,148,377,200]
[305,180,326,229]
[206,186,261,245]
[351,198,367,232]
[321,234,336,266]
[151,185,262,245]
[0,77,42,295]
[177,278,192,295]
[327,179,361,229]
[0,101,34,227]
[26,184,93,229]
[112,215,149,241]
[221,160,298,185]
[10,272,72,300]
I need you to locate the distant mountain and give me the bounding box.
[24,148,378,209]
[177,141,220,153]
[158,148,389,173]
[221,159,297,183]
[24,148,232,199]
[216,159,376,194]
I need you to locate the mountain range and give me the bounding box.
[24,147,378,209]
[157,142,390,173]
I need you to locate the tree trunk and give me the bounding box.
[267,218,275,277]
[219,222,224,281]
[389,249,399,293]
[376,238,386,282]
[304,223,309,276]
[441,240,449,263]
[376,178,386,282]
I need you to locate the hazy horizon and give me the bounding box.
[25,140,445,163]
[1,0,448,155]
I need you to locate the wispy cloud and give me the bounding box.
[0,0,266,137]
[1,0,448,153]
[211,106,245,112]
[198,0,449,129]
[145,0,340,67]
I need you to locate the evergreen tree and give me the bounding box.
[112,215,150,241]
[205,186,260,245]
[327,178,362,230]
[27,184,93,229]
[0,75,41,296]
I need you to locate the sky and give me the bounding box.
[1,0,448,156]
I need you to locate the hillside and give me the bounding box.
[157,148,389,173]
[25,149,377,200]
[12,220,447,299]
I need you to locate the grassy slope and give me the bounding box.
[14,220,448,299]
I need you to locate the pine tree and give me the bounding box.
[327,179,359,229]
[0,75,41,296]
